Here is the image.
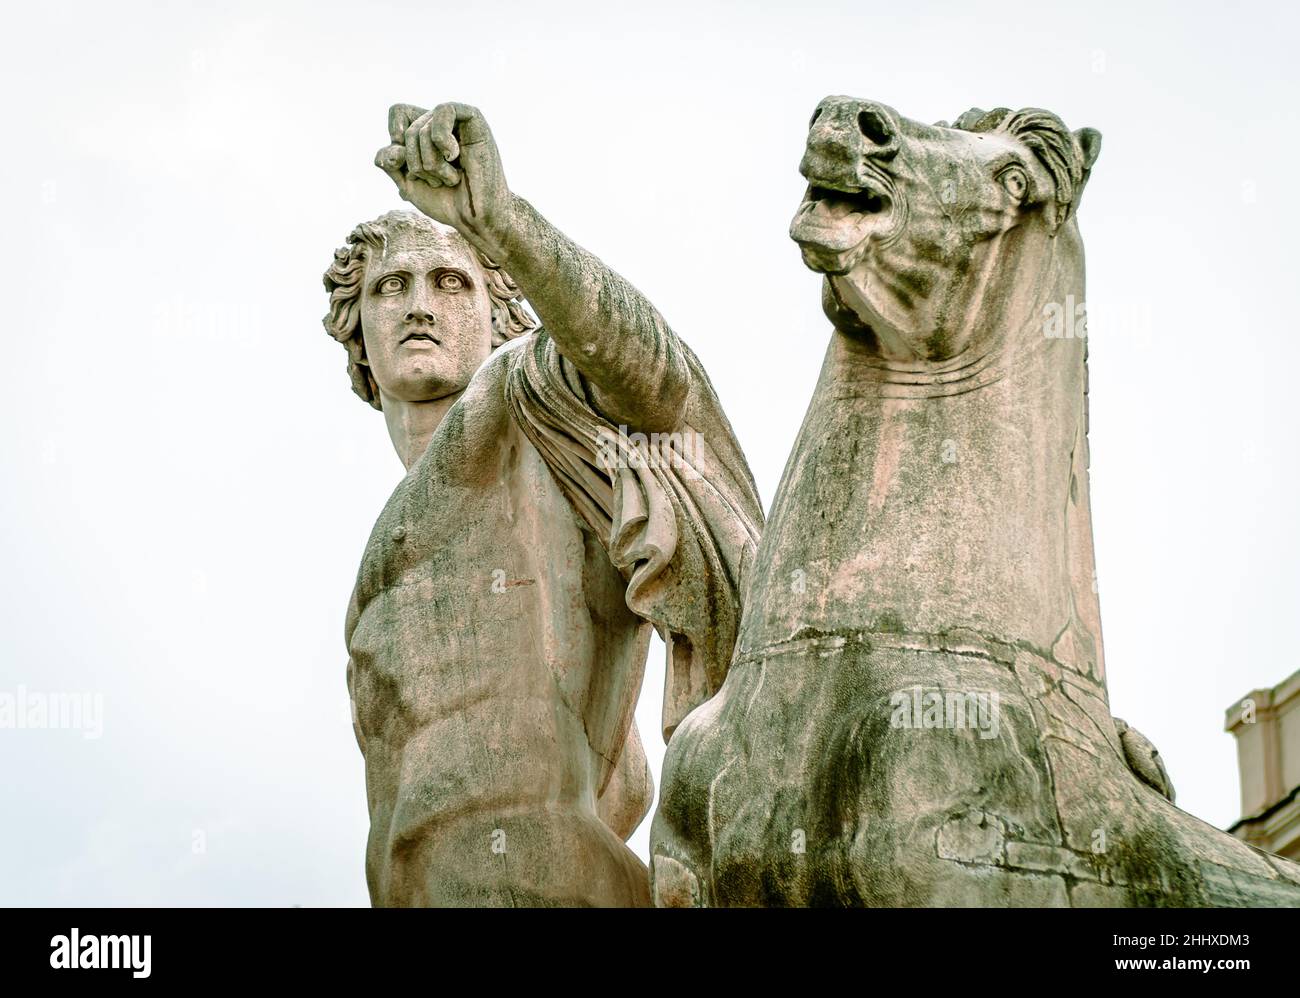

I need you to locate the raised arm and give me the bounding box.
[375,102,688,432]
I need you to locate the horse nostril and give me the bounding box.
[857,108,892,146]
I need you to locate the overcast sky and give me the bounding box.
[1,0,1296,905]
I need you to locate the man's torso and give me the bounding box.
[345,345,650,906]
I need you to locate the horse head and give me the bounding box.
[791,97,1101,366]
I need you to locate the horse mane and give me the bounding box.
[950,106,1094,229]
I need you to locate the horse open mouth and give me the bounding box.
[789,182,894,273]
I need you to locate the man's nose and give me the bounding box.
[405,279,440,324]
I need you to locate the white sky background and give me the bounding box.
[1,0,1296,905]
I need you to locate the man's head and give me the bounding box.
[322,210,535,409]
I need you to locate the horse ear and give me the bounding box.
[1075,128,1102,171]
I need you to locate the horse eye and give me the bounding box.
[437,272,465,291]
[998,166,1028,201]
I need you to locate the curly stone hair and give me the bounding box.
[322,209,537,409]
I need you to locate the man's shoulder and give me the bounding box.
[459,329,534,398]
[428,332,540,468]
[457,331,533,403]
[486,328,537,369]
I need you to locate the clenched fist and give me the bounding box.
[375,102,515,259]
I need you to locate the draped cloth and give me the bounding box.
[504,328,763,744]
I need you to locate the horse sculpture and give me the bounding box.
[650,96,1300,906]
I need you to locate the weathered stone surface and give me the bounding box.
[650,96,1300,907]
[325,103,761,906]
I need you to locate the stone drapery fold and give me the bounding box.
[505,329,762,741]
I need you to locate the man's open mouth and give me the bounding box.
[789,180,894,273]
[401,331,440,345]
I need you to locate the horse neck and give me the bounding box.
[742,234,1108,692]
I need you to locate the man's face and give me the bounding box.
[359,225,494,404]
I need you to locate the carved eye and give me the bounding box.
[375,274,406,295]
[997,165,1029,202]
[436,272,466,292]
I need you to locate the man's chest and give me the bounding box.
[346,436,602,702]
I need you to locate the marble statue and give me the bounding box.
[650,96,1300,906]
[323,102,762,907]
